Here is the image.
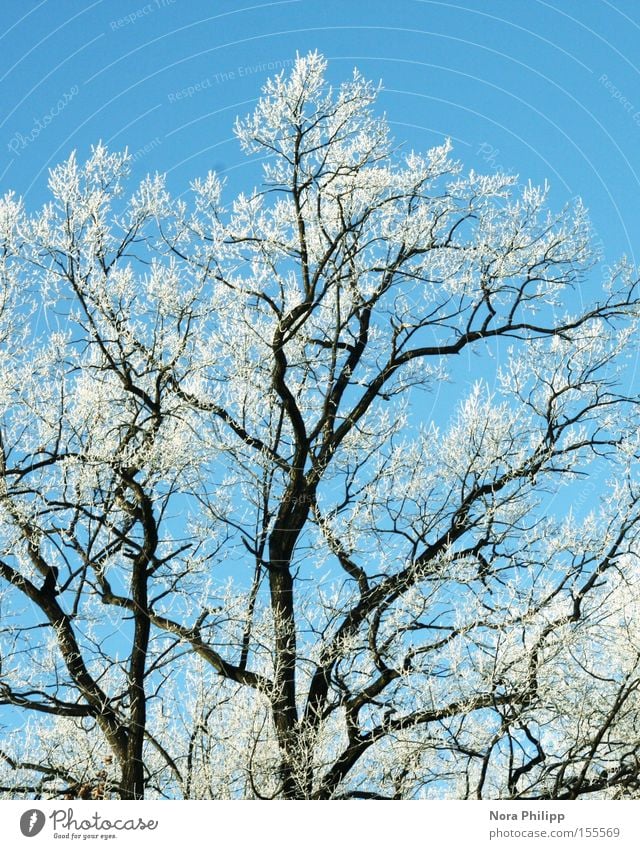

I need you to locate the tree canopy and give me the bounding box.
[1,52,640,800]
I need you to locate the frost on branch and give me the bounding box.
[0,53,640,801]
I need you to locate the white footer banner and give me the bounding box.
[0,800,637,848]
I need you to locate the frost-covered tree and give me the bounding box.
[1,52,640,800]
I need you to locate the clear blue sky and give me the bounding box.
[1,0,639,267]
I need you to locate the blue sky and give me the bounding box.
[1,0,638,520]
[2,1,640,801]
[1,0,639,269]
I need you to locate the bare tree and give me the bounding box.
[1,52,640,800]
